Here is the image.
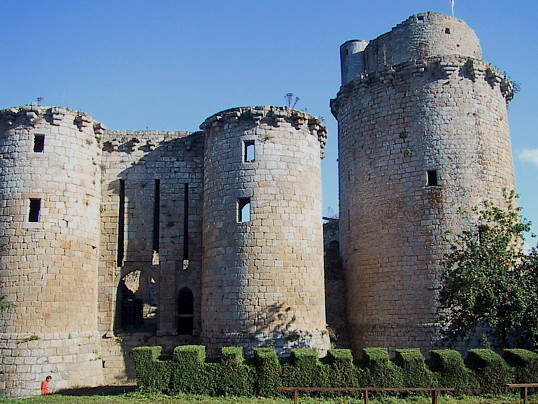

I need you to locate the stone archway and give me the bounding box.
[117,269,158,332]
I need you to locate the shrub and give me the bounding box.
[394,349,437,387]
[430,349,477,393]
[217,347,256,396]
[361,348,403,387]
[466,349,514,394]
[327,349,361,387]
[503,348,538,383]
[169,345,217,395]
[254,347,282,397]
[281,348,330,392]
[132,346,172,393]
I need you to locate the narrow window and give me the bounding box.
[29,198,41,222]
[427,170,438,186]
[117,180,125,267]
[33,134,45,152]
[243,141,255,162]
[183,183,189,263]
[417,16,425,24]
[153,180,160,253]
[177,287,194,335]
[238,198,251,223]
[445,28,451,34]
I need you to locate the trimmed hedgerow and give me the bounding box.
[169,345,217,395]
[361,347,403,387]
[466,349,514,394]
[281,348,330,393]
[503,348,538,383]
[133,344,535,397]
[217,347,256,396]
[327,349,361,387]
[430,349,477,393]
[254,347,282,398]
[394,349,437,387]
[132,346,172,393]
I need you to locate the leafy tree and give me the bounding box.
[439,190,538,349]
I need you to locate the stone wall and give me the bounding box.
[98,130,204,380]
[332,13,516,354]
[200,107,330,356]
[0,106,105,395]
[363,12,482,73]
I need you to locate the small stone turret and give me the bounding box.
[0,105,105,395]
[340,40,368,85]
[332,12,516,354]
[200,106,330,356]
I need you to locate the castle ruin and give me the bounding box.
[0,12,516,396]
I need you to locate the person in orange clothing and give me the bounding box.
[41,375,52,395]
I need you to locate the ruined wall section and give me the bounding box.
[332,13,516,354]
[201,106,330,356]
[99,130,204,380]
[0,105,105,395]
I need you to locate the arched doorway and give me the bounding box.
[177,287,194,335]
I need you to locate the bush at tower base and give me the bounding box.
[132,345,538,396]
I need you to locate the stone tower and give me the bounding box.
[0,105,106,395]
[331,12,516,353]
[200,106,330,355]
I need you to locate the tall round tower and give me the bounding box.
[331,12,516,353]
[0,105,105,396]
[200,106,330,356]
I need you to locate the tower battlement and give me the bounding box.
[332,56,515,117]
[200,106,327,156]
[0,12,520,396]
[0,105,106,136]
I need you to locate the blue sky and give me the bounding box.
[1,0,536,239]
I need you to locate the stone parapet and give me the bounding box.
[332,56,515,118]
[200,106,327,157]
[0,105,106,137]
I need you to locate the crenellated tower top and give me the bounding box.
[200,106,328,157]
[0,104,106,138]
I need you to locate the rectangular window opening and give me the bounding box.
[243,141,255,163]
[33,134,45,152]
[117,180,126,267]
[238,198,251,223]
[153,179,160,253]
[183,183,189,262]
[427,170,438,187]
[445,28,451,34]
[29,198,41,222]
[417,16,425,24]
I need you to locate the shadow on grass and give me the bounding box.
[56,385,137,396]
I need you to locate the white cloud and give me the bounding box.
[518,148,538,167]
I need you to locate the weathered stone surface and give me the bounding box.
[332,12,516,354]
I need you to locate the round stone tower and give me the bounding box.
[0,105,105,396]
[200,106,330,356]
[331,12,516,353]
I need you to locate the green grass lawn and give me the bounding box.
[2,388,537,404]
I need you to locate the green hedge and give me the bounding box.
[394,349,436,387]
[430,349,477,392]
[254,347,282,398]
[362,347,403,387]
[466,349,514,394]
[132,346,538,398]
[503,348,538,383]
[132,346,172,393]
